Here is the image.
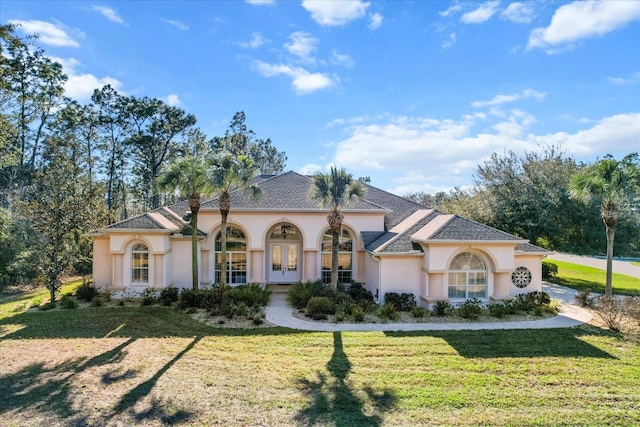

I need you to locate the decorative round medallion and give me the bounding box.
[511,267,532,288]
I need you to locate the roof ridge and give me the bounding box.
[363,183,430,209]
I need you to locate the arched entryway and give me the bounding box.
[267,223,302,283]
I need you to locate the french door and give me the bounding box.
[269,243,300,283]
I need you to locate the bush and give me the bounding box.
[542,261,558,280]
[335,300,355,318]
[352,307,366,322]
[410,306,429,319]
[178,288,219,310]
[141,288,160,306]
[432,300,452,316]
[228,283,271,308]
[514,291,551,312]
[91,296,103,307]
[626,297,640,326]
[305,296,335,320]
[457,298,483,319]
[347,282,374,303]
[594,296,625,332]
[75,279,99,302]
[376,302,399,321]
[488,302,508,318]
[160,286,180,305]
[575,288,596,308]
[542,299,561,314]
[287,280,325,310]
[31,297,42,308]
[60,294,78,309]
[384,292,416,312]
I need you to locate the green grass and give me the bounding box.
[545,260,640,296]
[0,279,84,320]
[1,297,639,426]
[633,261,640,267]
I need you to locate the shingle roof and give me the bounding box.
[198,171,385,211]
[366,210,441,253]
[426,215,522,241]
[106,207,186,232]
[516,242,551,254]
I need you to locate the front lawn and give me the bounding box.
[545,260,640,296]
[1,304,639,426]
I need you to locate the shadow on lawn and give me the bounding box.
[295,332,396,427]
[384,327,617,359]
[0,335,201,425]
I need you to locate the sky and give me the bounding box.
[2,0,640,195]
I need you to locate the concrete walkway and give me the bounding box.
[264,283,592,332]
[546,253,640,278]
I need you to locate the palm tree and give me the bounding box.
[569,154,639,297]
[311,166,364,290]
[158,156,215,290]
[210,151,260,295]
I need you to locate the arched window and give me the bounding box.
[131,243,149,283]
[215,226,247,285]
[448,252,487,299]
[321,229,353,285]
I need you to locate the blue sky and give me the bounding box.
[3,0,640,195]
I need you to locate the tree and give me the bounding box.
[212,111,286,174]
[311,166,364,290]
[210,151,260,296]
[158,156,215,289]
[569,153,640,297]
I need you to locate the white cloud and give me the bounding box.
[471,89,546,108]
[442,32,457,49]
[9,20,79,47]
[440,3,463,17]
[328,111,640,194]
[605,72,640,85]
[49,55,122,101]
[331,50,355,68]
[245,0,274,5]
[255,61,335,94]
[528,0,640,51]
[296,163,323,175]
[239,32,269,49]
[91,5,125,24]
[301,0,370,26]
[164,19,189,30]
[461,1,500,24]
[368,13,383,30]
[166,94,181,106]
[500,2,535,24]
[284,32,318,62]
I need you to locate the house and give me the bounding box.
[90,171,548,305]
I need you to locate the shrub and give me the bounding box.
[347,282,374,303]
[574,288,596,308]
[384,292,416,312]
[305,296,335,320]
[542,299,561,314]
[75,278,99,302]
[60,294,78,309]
[228,283,271,308]
[542,261,558,280]
[376,302,399,321]
[178,288,219,310]
[352,307,366,322]
[410,306,429,319]
[594,296,625,332]
[457,298,483,319]
[141,288,160,306]
[432,300,452,316]
[252,316,264,326]
[358,298,377,314]
[91,296,103,307]
[626,297,640,326]
[160,286,180,305]
[31,297,42,308]
[287,280,325,310]
[336,300,355,318]
[488,302,509,318]
[514,291,551,312]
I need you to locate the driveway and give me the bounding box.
[545,253,640,278]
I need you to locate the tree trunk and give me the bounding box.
[219,209,228,308]
[191,211,199,290]
[605,224,615,297]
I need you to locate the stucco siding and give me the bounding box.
[92,237,111,290]
[379,255,423,303]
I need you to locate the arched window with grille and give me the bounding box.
[131,243,149,283]
[448,252,487,299]
[214,226,247,285]
[321,229,353,285]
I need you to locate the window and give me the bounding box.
[321,229,353,285]
[448,252,487,299]
[131,243,149,283]
[215,226,247,285]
